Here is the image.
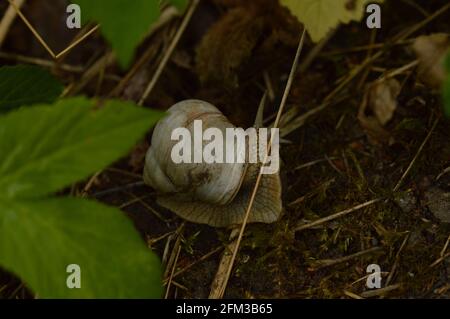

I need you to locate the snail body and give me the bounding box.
[143,100,282,227]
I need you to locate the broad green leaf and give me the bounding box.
[0,197,162,298]
[0,97,162,199]
[171,0,188,12]
[444,53,450,117]
[73,0,160,68]
[0,65,63,113]
[280,0,383,42]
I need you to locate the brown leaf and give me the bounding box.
[412,33,450,89]
[196,7,265,88]
[358,114,391,143]
[196,0,301,88]
[358,90,391,144]
[369,79,401,126]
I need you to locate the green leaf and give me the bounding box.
[444,53,450,117]
[0,197,162,298]
[73,0,160,68]
[0,97,162,199]
[280,0,383,42]
[171,0,188,12]
[0,65,63,113]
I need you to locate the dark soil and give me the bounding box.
[0,0,449,299]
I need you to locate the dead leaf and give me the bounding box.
[358,114,391,144]
[369,79,401,125]
[412,33,450,89]
[358,90,391,144]
[196,0,301,88]
[196,7,265,88]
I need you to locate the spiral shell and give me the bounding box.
[143,100,282,227]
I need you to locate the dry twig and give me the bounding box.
[209,28,307,299]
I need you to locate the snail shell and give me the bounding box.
[143,100,282,227]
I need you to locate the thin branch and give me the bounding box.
[139,0,200,105]
[344,290,364,299]
[211,28,307,299]
[441,234,450,257]
[312,247,383,269]
[164,245,181,299]
[0,0,26,46]
[7,0,55,57]
[360,284,401,298]
[166,245,223,283]
[92,181,146,197]
[55,25,100,59]
[0,51,84,73]
[429,252,450,268]
[385,233,410,286]
[393,118,439,192]
[294,198,382,232]
[7,0,100,60]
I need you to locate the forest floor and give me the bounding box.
[0,0,449,299]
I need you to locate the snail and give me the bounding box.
[143,99,282,227]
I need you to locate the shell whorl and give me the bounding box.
[143,100,282,227]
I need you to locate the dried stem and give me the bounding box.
[210,28,307,299]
